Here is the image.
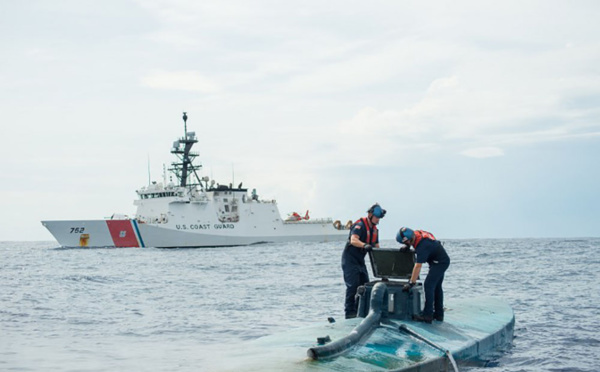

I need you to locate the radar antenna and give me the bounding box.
[169,112,203,188]
[183,111,188,138]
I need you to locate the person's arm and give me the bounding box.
[409,263,422,283]
[350,234,369,249]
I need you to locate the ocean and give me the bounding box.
[1,238,599,372]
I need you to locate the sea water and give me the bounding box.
[1,238,599,371]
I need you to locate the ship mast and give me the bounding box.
[169,112,202,188]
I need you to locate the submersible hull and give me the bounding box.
[218,249,515,371]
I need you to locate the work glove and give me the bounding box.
[399,245,410,253]
[402,282,415,292]
[363,244,373,252]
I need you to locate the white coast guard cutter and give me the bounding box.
[42,113,350,248]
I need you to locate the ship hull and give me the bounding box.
[41,219,349,248]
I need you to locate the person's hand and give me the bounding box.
[399,245,410,253]
[402,282,415,292]
[363,244,373,252]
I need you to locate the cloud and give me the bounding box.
[460,147,505,158]
[338,106,426,137]
[141,70,220,92]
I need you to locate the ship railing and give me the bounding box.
[257,199,276,204]
[137,215,169,224]
[283,218,334,224]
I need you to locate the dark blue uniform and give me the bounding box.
[415,238,450,318]
[341,219,378,317]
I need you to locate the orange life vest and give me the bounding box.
[353,217,378,245]
[413,230,436,249]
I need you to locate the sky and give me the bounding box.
[1,1,599,241]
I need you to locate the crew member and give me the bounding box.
[341,203,386,319]
[397,227,450,323]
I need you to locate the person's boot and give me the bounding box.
[345,311,357,319]
[412,314,433,324]
[433,312,444,322]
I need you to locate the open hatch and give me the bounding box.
[368,248,415,281]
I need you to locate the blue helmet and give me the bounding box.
[396,227,414,244]
[368,204,386,218]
